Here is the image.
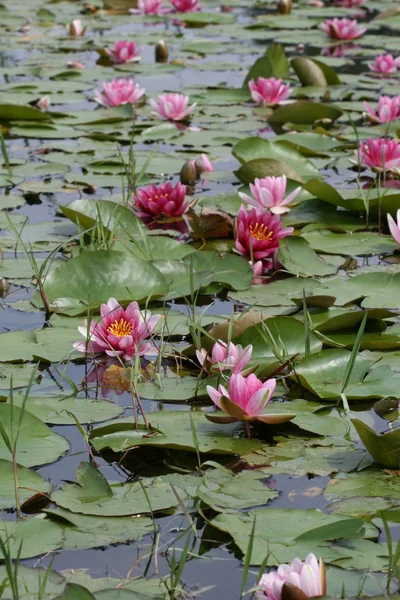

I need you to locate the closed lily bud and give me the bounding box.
[277,0,292,14]
[0,277,10,298]
[155,40,168,63]
[180,159,197,185]
[68,19,86,36]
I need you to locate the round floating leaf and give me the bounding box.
[0,404,69,467]
[352,418,400,469]
[61,200,142,237]
[291,57,329,87]
[234,316,323,369]
[210,508,383,569]
[89,410,265,455]
[11,393,124,424]
[291,57,340,87]
[0,565,66,598]
[0,104,51,121]
[51,462,182,516]
[0,458,53,510]
[45,507,153,550]
[302,229,397,257]
[232,137,320,179]
[278,236,342,277]
[268,101,343,125]
[38,250,168,314]
[0,515,64,559]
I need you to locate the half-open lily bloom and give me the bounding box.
[235,205,293,261]
[150,93,197,121]
[132,182,189,219]
[95,79,145,107]
[387,210,400,245]
[138,0,164,14]
[169,0,201,11]
[36,96,51,111]
[105,41,141,64]
[73,298,161,361]
[239,176,301,215]
[364,96,400,124]
[256,554,326,600]
[321,18,366,40]
[368,54,400,75]
[357,138,400,172]
[249,77,291,106]
[205,373,295,429]
[68,19,86,36]
[196,340,252,374]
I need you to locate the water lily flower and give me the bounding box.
[235,205,294,261]
[256,554,326,600]
[249,77,291,106]
[364,96,400,124]
[206,373,295,431]
[67,60,85,69]
[150,93,197,121]
[138,0,164,14]
[196,340,252,374]
[132,182,189,219]
[36,96,51,111]
[105,41,141,64]
[357,138,400,172]
[73,298,161,361]
[95,78,145,107]
[68,19,86,36]
[334,0,366,6]
[368,54,400,75]
[387,210,400,245]
[321,18,366,40]
[239,176,301,215]
[169,0,201,12]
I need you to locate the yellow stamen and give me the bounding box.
[107,318,132,337]
[249,222,273,242]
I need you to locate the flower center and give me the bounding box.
[249,223,273,242]
[107,318,132,337]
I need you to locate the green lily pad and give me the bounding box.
[89,410,265,456]
[268,101,343,125]
[36,250,168,315]
[0,404,69,467]
[0,458,53,510]
[352,418,400,469]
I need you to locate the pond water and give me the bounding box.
[0,0,400,598]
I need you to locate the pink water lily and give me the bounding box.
[235,204,293,261]
[321,18,366,40]
[368,54,400,75]
[132,182,189,219]
[205,373,294,434]
[138,0,164,14]
[95,78,145,107]
[105,41,141,64]
[239,176,301,215]
[73,298,161,361]
[150,93,197,121]
[256,554,326,600]
[357,138,400,172]
[169,0,201,11]
[387,210,400,245]
[334,0,366,6]
[196,340,252,374]
[249,77,291,106]
[364,96,400,124]
[68,19,86,36]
